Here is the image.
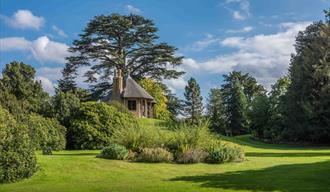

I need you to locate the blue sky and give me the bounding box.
[0,0,329,100]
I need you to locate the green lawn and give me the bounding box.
[1,127,330,191]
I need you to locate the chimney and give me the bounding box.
[111,69,123,101]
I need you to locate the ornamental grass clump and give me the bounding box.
[136,148,173,163]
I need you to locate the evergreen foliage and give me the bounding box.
[207,88,226,133]
[184,77,203,124]
[0,107,37,183]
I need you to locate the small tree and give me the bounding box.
[184,77,203,124]
[207,88,226,133]
[139,78,171,120]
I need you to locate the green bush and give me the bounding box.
[176,148,208,164]
[136,148,173,163]
[111,123,165,151]
[166,121,214,153]
[26,114,66,154]
[70,102,138,149]
[98,144,128,160]
[206,142,244,163]
[0,107,37,183]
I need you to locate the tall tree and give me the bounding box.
[0,61,48,116]
[223,78,249,136]
[285,15,330,143]
[207,88,226,133]
[61,13,184,98]
[222,71,265,102]
[184,77,203,124]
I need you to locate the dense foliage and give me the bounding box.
[0,61,48,117]
[206,142,245,163]
[184,77,203,124]
[207,88,226,133]
[98,144,128,160]
[139,78,171,120]
[26,114,66,154]
[69,102,138,149]
[136,148,173,163]
[0,107,37,183]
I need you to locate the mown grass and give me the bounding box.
[1,119,330,192]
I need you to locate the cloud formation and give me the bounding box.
[225,0,251,20]
[0,10,45,30]
[184,21,310,89]
[0,36,71,64]
[227,26,253,33]
[126,5,142,14]
[52,25,68,38]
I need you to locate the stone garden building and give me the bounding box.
[111,69,155,118]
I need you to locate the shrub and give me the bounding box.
[26,114,66,154]
[70,102,138,149]
[98,144,128,160]
[206,142,244,163]
[0,107,37,183]
[111,123,165,151]
[176,148,208,164]
[137,148,173,163]
[166,121,214,153]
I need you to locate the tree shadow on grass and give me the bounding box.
[246,152,330,157]
[170,161,330,192]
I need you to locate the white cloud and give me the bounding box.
[52,25,68,38]
[182,58,200,69]
[163,76,186,93]
[0,10,44,30]
[227,26,253,33]
[125,5,142,14]
[31,36,70,63]
[187,21,310,89]
[0,36,71,64]
[36,76,55,95]
[0,37,31,51]
[189,34,220,51]
[225,0,251,20]
[233,11,245,20]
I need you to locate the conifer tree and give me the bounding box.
[224,78,249,135]
[207,88,226,133]
[184,77,203,124]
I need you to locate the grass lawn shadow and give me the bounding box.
[170,161,330,192]
[246,152,330,157]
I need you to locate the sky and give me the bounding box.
[0,0,329,101]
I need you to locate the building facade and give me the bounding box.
[111,69,155,118]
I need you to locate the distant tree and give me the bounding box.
[139,78,171,120]
[184,77,203,124]
[166,91,184,120]
[249,94,270,139]
[285,16,330,143]
[222,71,265,102]
[223,78,249,135]
[207,88,226,133]
[62,13,184,99]
[0,61,48,117]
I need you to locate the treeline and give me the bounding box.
[203,14,329,144]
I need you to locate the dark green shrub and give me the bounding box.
[70,102,138,149]
[26,114,66,154]
[137,148,173,163]
[206,143,244,163]
[98,144,128,160]
[0,107,37,183]
[176,148,208,164]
